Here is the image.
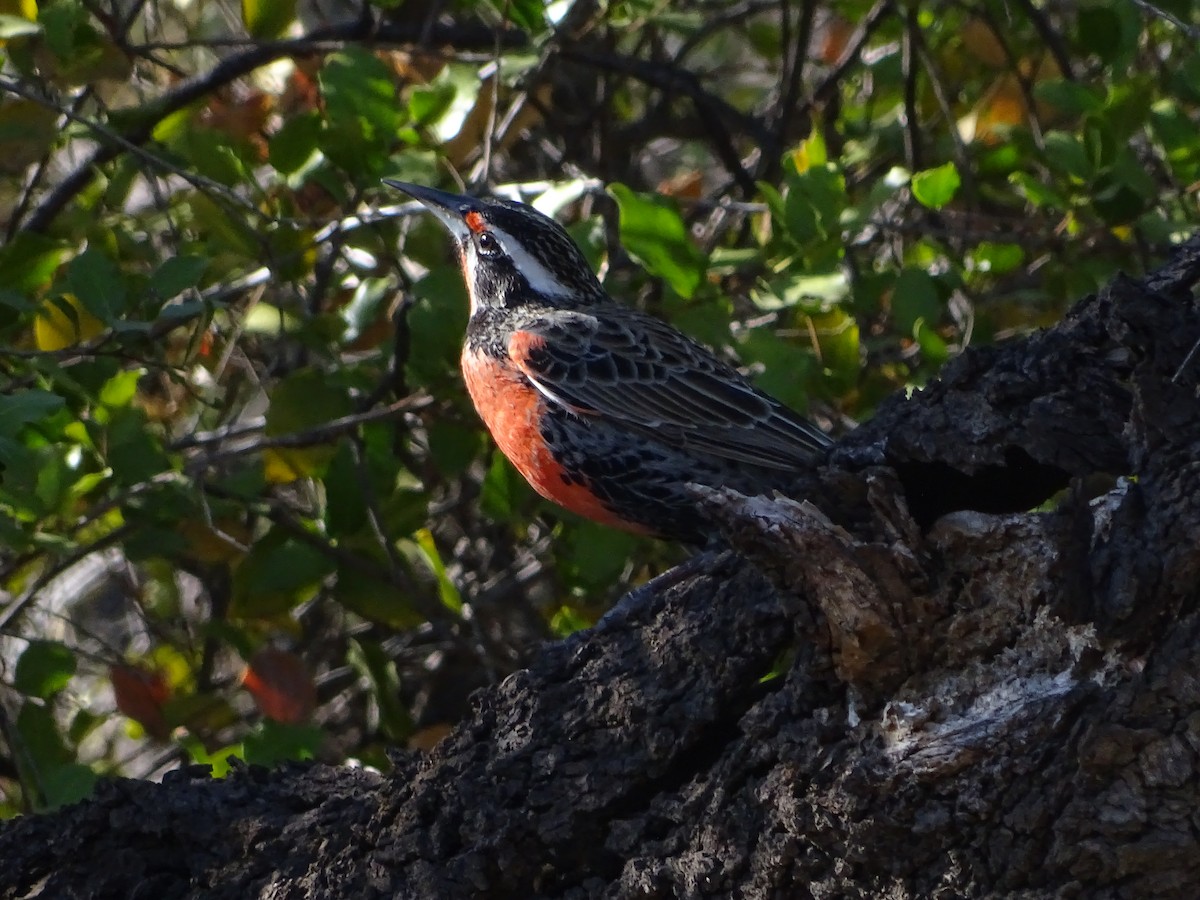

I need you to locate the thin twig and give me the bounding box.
[180,394,433,468]
[14,20,528,235]
[1130,0,1200,40]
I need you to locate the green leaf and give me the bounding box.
[910,162,961,210]
[1042,131,1092,181]
[968,242,1025,277]
[1033,79,1103,117]
[177,735,240,777]
[480,453,533,520]
[347,640,413,741]
[0,390,65,437]
[150,256,208,300]
[15,700,71,771]
[99,369,142,408]
[426,419,483,478]
[1168,52,1200,104]
[558,521,638,591]
[40,762,98,809]
[231,531,334,618]
[269,111,322,176]
[0,233,68,293]
[408,82,457,126]
[808,307,860,390]
[265,368,352,436]
[242,720,323,767]
[406,270,469,388]
[336,563,425,629]
[242,0,296,39]
[14,641,77,698]
[65,248,126,320]
[914,319,949,366]
[190,193,261,259]
[319,49,402,175]
[892,268,941,336]
[105,407,167,485]
[1009,171,1069,210]
[323,441,368,537]
[175,127,253,187]
[781,164,847,248]
[736,328,818,411]
[1075,2,1137,67]
[753,270,849,312]
[495,0,546,32]
[549,604,592,637]
[413,529,463,613]
[608,184,706,299]
[38,0,87,58]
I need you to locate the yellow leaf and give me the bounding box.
[262,446,329,483]
[791,130,827,174]
[34,294,104,351]
[242,0,296,40]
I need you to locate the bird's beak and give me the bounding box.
[383,179,476,240]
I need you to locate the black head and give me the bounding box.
[385,180,606,313]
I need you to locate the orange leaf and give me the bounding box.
[110,664,171,740]
[818,16,853,64]
[242,648,317,724]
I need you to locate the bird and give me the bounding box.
[385,180,832,544]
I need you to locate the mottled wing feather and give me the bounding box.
[509,306,831,470]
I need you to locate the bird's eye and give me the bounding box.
[476,231,500,255]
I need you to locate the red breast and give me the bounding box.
[460,342,651,534]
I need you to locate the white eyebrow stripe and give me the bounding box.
[491,226,572,298]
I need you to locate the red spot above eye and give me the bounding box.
[465,211,487,234]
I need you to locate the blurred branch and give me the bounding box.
[0,525,132,634]
[12,20,528,236]
[1131,0,1200,40]
[557,47,767,192]
[1010,0,1076,80]
[177,394,433,466]
[808,0,893,108]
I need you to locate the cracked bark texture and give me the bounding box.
[1,238,1198,899]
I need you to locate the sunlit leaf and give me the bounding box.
[413,529,463,613]
[0,13,39,38]
[242,720,323,767]
[242,0,296,39]
[34,294,105,350]
[608,183,706,299]
[910,163,961,210]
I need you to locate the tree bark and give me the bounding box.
[2,239,1198,899]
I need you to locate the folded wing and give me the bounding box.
[508,307,831,471]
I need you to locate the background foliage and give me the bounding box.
[0,0,1196,813]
